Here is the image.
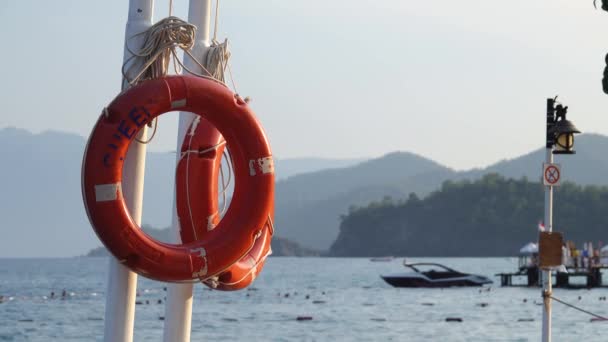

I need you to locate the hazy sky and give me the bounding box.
[1,0,607,170]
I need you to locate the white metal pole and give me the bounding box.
[162,1,212,341]
[104,1,154,342]
[542,147,553,342]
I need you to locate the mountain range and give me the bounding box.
[274,134,608,250]
[1,126,606,257]
[0,127,359,257]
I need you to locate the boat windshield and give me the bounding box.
[404,263,458,274]
[404,263,466,280]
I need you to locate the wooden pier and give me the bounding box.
[497,266,608,288]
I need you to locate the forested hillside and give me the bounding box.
[330,174,608,257]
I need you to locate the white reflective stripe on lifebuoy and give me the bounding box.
[207,212,218,231]
[190,247,208,277]
[171,99,187,109]
[249,156,274,176]
[94,183,122,202]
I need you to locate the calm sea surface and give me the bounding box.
[1,257,608,341]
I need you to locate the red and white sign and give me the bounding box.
[543,163,561,186]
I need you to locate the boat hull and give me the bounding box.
[381,276,491,288]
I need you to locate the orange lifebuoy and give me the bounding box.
[81,75,274,282]
[207,220,272,290]
[175,120,273,290]
[175,117,226,242]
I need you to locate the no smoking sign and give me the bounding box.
[543,163,561,186]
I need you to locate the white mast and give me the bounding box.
[541,147,553,342]
[163,0,213,341]
[104,1,154,341]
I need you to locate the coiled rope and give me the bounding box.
[122,17,196,86]
[120,16,198,143]
[120,3,242,144]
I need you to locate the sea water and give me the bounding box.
[1,257,608,341]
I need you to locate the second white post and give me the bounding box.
[162,0,213,341]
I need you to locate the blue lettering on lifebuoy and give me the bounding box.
[102,106,150,167]
[140,106,151,119]
[129,107,149,127]
[117,120,135,139]
[103,153,112,167]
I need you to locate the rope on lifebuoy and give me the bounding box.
[203,224,272,288]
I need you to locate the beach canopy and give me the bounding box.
[519,242,538,255]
